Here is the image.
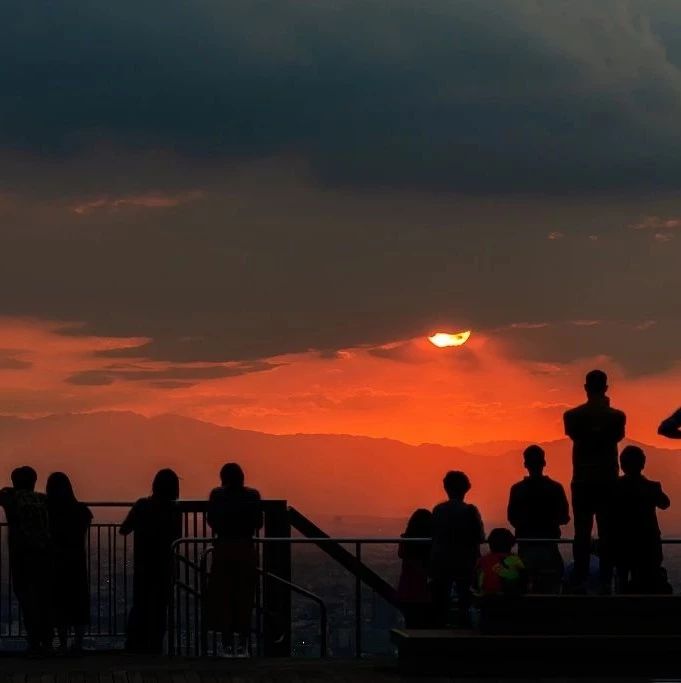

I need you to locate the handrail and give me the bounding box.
[198,545,328,657]
[169,542,328,657]
[171,536,681,545]
[257,569,328,658]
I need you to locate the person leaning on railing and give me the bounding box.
[119,469,182,655]
[397,508,433,628]
[205,462,263,658]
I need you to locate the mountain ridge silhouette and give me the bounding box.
[0,411,679,532]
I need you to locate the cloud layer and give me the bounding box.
[3,1,681,195]
[0,1,680,376]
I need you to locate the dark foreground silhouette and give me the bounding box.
[508,445,569,593]
[564,369,626,592]
[46,472,92,653]
[120,469,181,654]
[206,463,263,657]
[0,367,675,657]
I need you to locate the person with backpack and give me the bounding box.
[0,466,54,655]
[475,528,527,597]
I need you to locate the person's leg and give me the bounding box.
[21,557,46,653]
[57,626,68,652]
[72,625,85,652]
[233,544,256,656]
[594,482,615,593]
[525,544,563,594]
[11,556,39,653]
[429,577,452,627]
[571,482,594,586]
[453,571,474,626]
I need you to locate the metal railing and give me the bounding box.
[168,535,681,659]
[1,499,680,658]
[0,501,212,647]
[169,543,328,657]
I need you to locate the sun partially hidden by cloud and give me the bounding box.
[428,331,472,348]
[0,317,680,449]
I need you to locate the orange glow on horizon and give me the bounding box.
[428,331,472,348]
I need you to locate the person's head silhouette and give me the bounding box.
[220,462,245,489]
[46,471,77,503]
[584,369,608,399]
[404,508,433,537]
[152,468,180,501]
[620,445,645,475]
[487,528,516,554]
[523,445,546,477]
[443,470,471,501]
[11,466,37,491]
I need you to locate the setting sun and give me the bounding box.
[428,331,472,348]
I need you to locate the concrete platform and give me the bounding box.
[0,654,665,682]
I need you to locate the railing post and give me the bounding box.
[168,551,176,656]
[355,542,362,658]
[262,501,291,656]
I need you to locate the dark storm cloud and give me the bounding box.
[3,0,681,194]
[0,350,33,370]
[2,0,681,376]
[65,361,279,386]
[499,320,681,377]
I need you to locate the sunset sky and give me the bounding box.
[1,0,681,448]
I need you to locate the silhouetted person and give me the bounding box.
[429,471,484,627]
[0,466,53,655]
[613,446,670,593]
[397,508,433,628]
[46,472,92,653]
[507,445,570,593]
[120,469,181,654]
[658,408,681,439]
[564,369,625,592]
[206,463,263,657]
[475,528,526,597]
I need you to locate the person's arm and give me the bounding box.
[253,490,264,532]
[564,409,581,441]
[507,485,523,532]
[82,505,93,533]
[206,488,220,533]
[557,484,571,525]
[172,503,182,540]
[658,408,681,440]
[473,506,485,544]
[398,535,407,560]
[119,500,139,536]
[614,411,626,443]
[654,482,671,511]
[0,487,12,508]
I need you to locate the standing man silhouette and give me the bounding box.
[507,445,570,593]
[563,370,625,593]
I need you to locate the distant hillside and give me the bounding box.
[0,412,679,533]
